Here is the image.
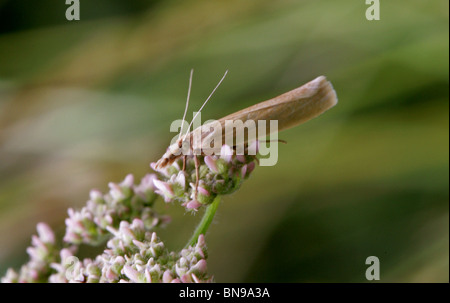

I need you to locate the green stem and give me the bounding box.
[185,196,221,248]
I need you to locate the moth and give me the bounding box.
[154,70,338,171]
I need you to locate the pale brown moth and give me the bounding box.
[154,72,338,170]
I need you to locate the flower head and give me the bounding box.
[151,144,258,211]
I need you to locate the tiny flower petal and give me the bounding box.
[121,174,134,188]
[185,200,202,209]
[246,161,256,175]
[197,186,210,197]
[153,179,174,202]
[105,268,119,281]
[108,183,125,201]
[196,234,206,248]
[191,273,200,283]
[60,248,74,261]
[241,165,247,177]
[190,259,207,275]
[220,145,233,162]
[180,274,192,283]
[123,265,139,283]
[204,156,218,173]
[163,270,173,283]
[174,172,186,188]
[36,223,55,244]
[89,189,103,201]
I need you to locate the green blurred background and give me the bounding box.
[0,0,448,282]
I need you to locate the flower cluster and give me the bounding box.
[1,223,59,283]
[3,219,211,283]
[2,144,260,283]
[64,174,169,245]
[99,219,211,283]
[151,144,257,211]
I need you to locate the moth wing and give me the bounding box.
[189,76,337,151]
[217,76,337,133]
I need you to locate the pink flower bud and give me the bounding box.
[197,186,210,197]
[204,156,218,173]
[185,200,202,210]
[180,274,192,283]
[246,161,256,175]
[153,179,174,202]
[191,259,207,275]
[241,165,247,177]
[89,189,103,201]
[196,234,206,248]
[36,223,55,244]
[121,174,134,188]
[220,145,233,162]
[163,270,173,283]
[123,265,139,283]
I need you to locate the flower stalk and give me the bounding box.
[185,196,221,249]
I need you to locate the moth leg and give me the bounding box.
[258,139,287,144]
[182,155,187,171]
[194,155,200,200]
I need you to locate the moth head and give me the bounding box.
[177,136,191,155]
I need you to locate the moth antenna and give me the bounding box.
[179,69,194,140]
[183,70,228,139]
